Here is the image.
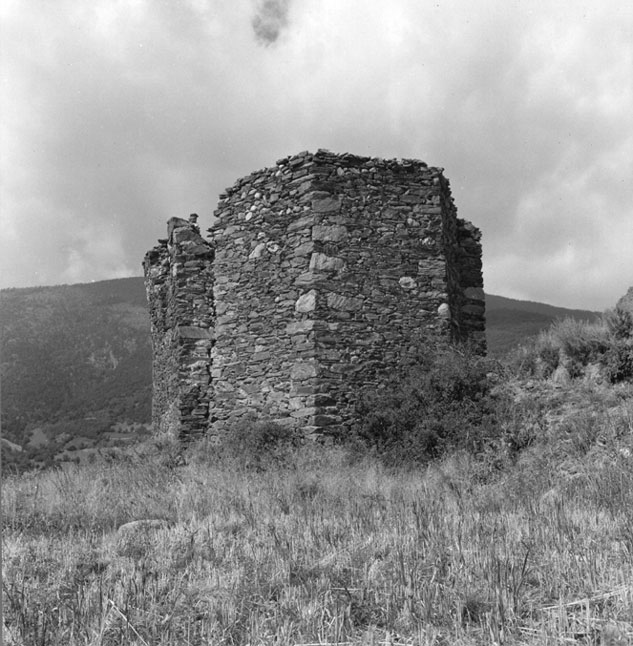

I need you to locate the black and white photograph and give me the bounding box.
[1,1,632,644]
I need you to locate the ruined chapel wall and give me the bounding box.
[143,150,486,440]
[455,219,486,345]
[209,150,482,434]
[143,241,176,434]
[295,151,457,430]
[209,157,321,430]
[143,218,214,440]
[438,188,486,348]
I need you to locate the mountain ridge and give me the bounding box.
[485,293,601,355]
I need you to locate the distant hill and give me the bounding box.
[0,277,603,470]
[0,277,152,471]
[485,294,601,356]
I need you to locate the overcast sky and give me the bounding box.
[1,0,631,309]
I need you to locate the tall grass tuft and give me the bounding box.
[352,342,503,466]
[510,312,633,383]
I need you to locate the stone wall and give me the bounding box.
[143,216,214,440]
[143,151,485,440]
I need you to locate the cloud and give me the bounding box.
[60,221,135,285]
[1,0,631,310]
[251,0,291,46]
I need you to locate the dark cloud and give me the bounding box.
[252,0,291,45]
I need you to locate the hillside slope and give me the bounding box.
[0,277,602,468]
[0,278,152,468]
[485,294,600,355]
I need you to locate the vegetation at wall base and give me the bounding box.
[352,341,505,467]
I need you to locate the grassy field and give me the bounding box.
[3,313,633,645]
[3,396,633,645]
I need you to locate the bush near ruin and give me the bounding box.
[353,341,502,466]
[510,308,633,384]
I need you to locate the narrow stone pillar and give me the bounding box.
[143,217,214,441]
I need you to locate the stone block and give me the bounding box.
[290,360,318,380]
[398,276,417,290]
[293,241,315,256]
[177,326,212,339]
[295,290,317,313]
[286,320,315,334]
[188,244,213,256]
[462,303,485,316]
[248,242,266,259]
[312,225,348,242]
[464,287,485,300]
[314,393,336,406]
[326,293,363,311]
[437,303,451,318]
[311,196,341,212]
[309,253,345,272]
[294,271,325,286]
[287,215,315,232]
[290,407,317,418]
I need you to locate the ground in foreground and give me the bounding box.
[3,383,633,646]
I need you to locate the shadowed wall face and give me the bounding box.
[144,151,485,440]
[143,217,214,441]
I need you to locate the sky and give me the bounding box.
[1,0,631,310]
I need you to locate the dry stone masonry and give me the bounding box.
[143,150,485,441]
[143,215,214,438]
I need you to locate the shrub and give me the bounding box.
[509,317,613,380]
[508,331,559,379]
[538,343,561,375]
[352,341,502,466]
[213,417,300,469]
[551,317,610,365]
[604,306,633,340]
[603,339,633,383]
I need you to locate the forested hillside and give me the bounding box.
[0,278,152,469]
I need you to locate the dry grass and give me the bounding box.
[3,409,633,646]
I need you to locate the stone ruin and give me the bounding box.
[143,150,486,441]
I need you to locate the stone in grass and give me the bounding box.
[115,519,169,559]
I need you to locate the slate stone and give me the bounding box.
[309,253,345,272]
[295,290,317,313]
